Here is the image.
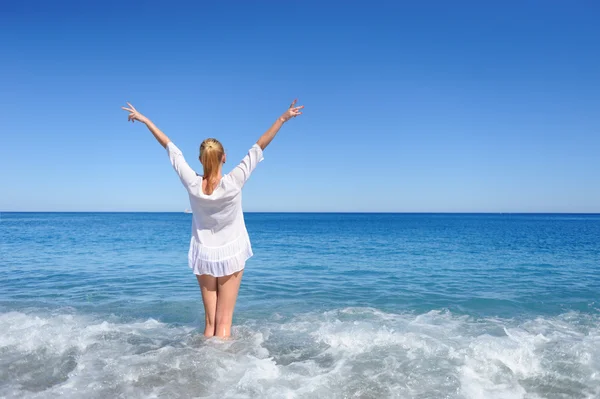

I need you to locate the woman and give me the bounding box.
[121,100,304,338]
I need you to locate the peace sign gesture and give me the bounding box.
[279,99,304,123]
[121,102,148,124]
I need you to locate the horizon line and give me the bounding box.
[2,211,600,215]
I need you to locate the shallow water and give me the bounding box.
[1,213,599,398]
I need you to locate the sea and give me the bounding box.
[1,212,599,398]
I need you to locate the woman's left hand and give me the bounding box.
[121,103,148,124]
[279,99,304,123]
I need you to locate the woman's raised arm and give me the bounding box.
[121,102,171,148]
[121,102,199,188]
[256,99,304,150]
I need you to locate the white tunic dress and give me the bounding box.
[166,142,264,277]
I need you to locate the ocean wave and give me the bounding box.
[1,308,598,398]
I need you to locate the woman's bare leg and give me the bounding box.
[215,270,244,338]
[196,274,217,337]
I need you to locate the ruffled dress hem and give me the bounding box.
[187,234,253,277]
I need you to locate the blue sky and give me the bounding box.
[1,1,598,212]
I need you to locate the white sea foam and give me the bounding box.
[0,309,598,398]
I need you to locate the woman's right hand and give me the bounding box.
[279,99,304,123]
[121,102,148,124]
[257,99,305,150]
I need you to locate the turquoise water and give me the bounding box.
[1,212,599,398]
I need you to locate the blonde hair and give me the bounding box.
[199,138,225,195]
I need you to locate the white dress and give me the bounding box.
[166,142,264,277]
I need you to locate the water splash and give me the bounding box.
[1,308,598,398]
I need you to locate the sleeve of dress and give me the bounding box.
[166,142,199,188]
[229,144,264,188]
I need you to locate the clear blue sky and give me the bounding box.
[1,1,598,212]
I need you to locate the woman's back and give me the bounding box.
[167,142,264,247]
